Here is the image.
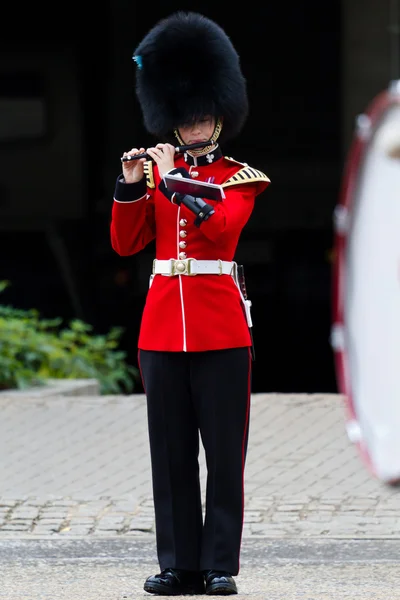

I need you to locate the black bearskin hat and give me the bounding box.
[132,11,249,142]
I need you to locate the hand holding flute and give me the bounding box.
[121,147,147,183]
[121,140,212,162]
[122,143,177,182]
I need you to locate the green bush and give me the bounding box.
[0,281,139,394]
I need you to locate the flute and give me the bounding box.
[121,140,212,162]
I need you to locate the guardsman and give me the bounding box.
[110,11,270,596]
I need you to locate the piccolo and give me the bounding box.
[121,140,212,162]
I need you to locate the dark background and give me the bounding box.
[0,2,343,393]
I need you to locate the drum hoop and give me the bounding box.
[332,84,400,473]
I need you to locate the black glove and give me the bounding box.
[159,168,215,227]
[175,193,215,227]
[158,167,191,201]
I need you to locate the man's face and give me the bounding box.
[177,116,216,145]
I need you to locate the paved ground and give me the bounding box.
[1,391,400,599]
[2,537,400,599]
[0,392,399,539]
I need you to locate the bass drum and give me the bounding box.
[331,80,400,485]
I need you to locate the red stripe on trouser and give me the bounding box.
[137,350,146,392]
[238,347,252,572]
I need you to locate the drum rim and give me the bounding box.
[331,82,400,480]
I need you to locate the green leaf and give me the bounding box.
[0,284,139,395]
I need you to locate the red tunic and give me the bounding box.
[111,152,270,352]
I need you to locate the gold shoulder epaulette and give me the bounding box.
[222,164,271,189]
[143,160,155,189]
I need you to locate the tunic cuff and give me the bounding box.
[114,175,147,202]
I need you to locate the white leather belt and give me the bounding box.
[152,258,234,276]
[150,258,253,327]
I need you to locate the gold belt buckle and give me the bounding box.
[171,258,197,276]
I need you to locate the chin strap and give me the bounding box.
[173,117,223,152]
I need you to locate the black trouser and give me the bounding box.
[138,347,252,576]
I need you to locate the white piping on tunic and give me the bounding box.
[113,193,147,204]
[177,206,187,351]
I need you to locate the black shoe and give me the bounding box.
[144,568,205,595]
[204,570,238,595]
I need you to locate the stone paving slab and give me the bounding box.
[1,393,399,539]
[0,378,100,398]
